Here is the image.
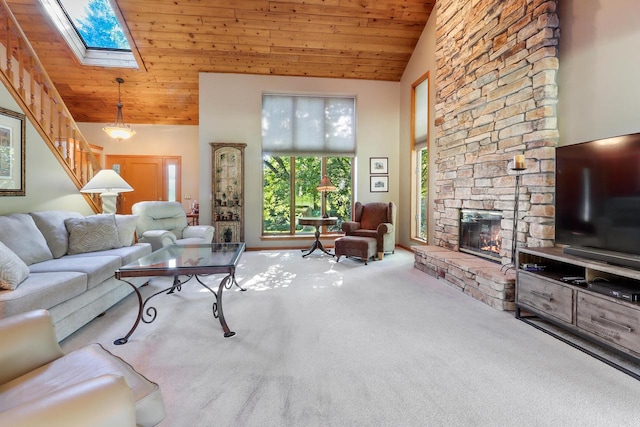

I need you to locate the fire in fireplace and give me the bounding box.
[459,210,503,262]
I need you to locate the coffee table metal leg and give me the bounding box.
[116,272,240,343]
[231,274,246,291]
[114,279,144,345]
[166,275,183,294]
[214,274,235,337]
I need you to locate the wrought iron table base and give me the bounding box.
[114,273,245,345]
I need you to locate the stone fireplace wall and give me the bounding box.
[433,0,559,263]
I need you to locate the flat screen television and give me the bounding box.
[556,132,640,268]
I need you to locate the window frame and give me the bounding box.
[411,71,430,243]
[262,93,356,238]
[262,155,353,237]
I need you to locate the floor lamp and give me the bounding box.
[80,169,134,214]
[503,154,526,273]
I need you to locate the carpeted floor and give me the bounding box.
[62,248,640,426]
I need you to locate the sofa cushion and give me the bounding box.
[29,210,84,258]
[65,214,123,255]
[0,343,165,427]
[0,272,87,317]
[115,214,139,247]
[0,243,30,291]
[65,243,152,266]
[28,256,122,290]
[0,214,53,265]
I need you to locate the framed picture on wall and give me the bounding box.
[369,157,388,174]
[0,107,26,196]
[370,175,389,192]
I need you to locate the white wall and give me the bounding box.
[199,73,400,249]
[78,123,199,212]
[558,0,640,145]
[398,9,437,248]
[0,85,93,215]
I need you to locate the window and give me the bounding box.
[262,95,356,235]
[166,163,177,202]
[411,72,429,241]
[40,0,138,68]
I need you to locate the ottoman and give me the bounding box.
[334,236,377,265]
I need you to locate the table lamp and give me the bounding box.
[317,175,337,218]
[80,169,134,214]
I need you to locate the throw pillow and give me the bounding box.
[115,214,139,247]
[30,210,84,258]
[0,213,53,265]
[0,241,30,290]
[65,214,123,254]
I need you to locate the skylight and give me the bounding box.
[40,0,138,68]
[58,0,130,50]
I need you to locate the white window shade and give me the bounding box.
[414,78,428,149]
[262,95,356,157]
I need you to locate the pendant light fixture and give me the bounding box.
[103,77,136,141]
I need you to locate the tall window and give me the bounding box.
[411,72,429,241]
[262,95,356,235]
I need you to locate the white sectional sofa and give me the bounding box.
[0,211,151,341]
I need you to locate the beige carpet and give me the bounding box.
[62,248,640,426]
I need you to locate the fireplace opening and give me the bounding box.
[459,210,503,262]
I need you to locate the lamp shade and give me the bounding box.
[317,175,337,192]
[80,169,133,194]
[103,124,136,140]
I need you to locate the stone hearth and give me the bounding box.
[413,245,515,311]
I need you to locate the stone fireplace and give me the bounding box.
[413,0,560,311]
[459,210,503,262]
[432,0,559,257]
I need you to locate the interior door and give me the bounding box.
[106,155,181,214]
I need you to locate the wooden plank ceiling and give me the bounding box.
[6,0,434,125]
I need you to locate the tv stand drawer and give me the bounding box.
[576,292,640,355]
[517,272,573,324]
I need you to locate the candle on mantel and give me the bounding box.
[514,154,525,169]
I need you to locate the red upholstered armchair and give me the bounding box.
[341,202,396,259]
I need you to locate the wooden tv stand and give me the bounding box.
[516,247,640,377]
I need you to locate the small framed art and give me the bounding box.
[370,175,389,192]
[0,107,26,196]
[369,157,388,174]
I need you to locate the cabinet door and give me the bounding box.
[517,272,574,324]
[577,292,640,355]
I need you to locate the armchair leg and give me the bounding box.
[378,252,383,260]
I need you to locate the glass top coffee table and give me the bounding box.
[114,243,246,345]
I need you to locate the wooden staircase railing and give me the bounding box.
[0,0,101,212]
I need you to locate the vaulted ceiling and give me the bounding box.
[6,0,434,125]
